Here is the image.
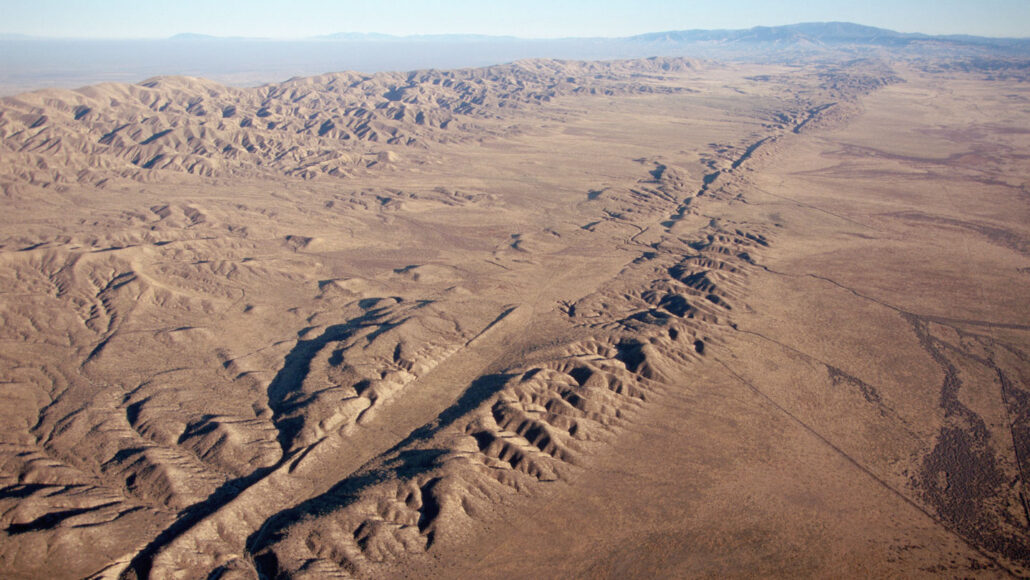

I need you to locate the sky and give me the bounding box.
[2,0,1029,39]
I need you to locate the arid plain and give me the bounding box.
[0,52,1028,579]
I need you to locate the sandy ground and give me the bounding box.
[0,57,1027,578]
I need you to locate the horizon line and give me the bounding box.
[2,21,1029,42]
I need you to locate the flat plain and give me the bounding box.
[0,52,1028,578]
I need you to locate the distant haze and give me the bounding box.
[1,22,1028,97]
[3,0,1029,39]
[0,37,637,95]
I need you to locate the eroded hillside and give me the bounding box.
[0,57,1027,579]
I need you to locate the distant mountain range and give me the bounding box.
[1,22,1027,97]
[629,22,1030,50]
[5,22,1028,45]
[156,22,1030,52]
[173,21,1026,48]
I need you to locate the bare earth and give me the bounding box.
[0,56,1028,578]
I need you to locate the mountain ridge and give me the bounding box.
[3,22,1028,43]
[0,22,1026,99]
[630,21,1030,49]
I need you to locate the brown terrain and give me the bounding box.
[0,53,1028,579]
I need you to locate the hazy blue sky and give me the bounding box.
[3,0,1029,39]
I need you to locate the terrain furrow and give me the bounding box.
[115,305,534,578]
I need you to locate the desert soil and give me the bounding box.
[0,57,1027,578]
